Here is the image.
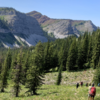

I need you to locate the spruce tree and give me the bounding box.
[33,41,44,72]
[66,39,77,71]
[87,35,93,67]
[44,41,51,71]
[0,57,3,74]
[56,64,62,85]
[81,33,89,68]
[93,58,100,85]
[92,32,100,69]
[12,50,23,97]
[22,51,30,84]
[76,42,83,69]
[77,34,88,69]
[58,41,68,71]
[25,65,44,95]
[0,49,11,92]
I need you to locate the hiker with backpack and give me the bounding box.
[76,82,79,89]
[86,83,88,87]
[80,81,83,87]
[98,83,100,87]
[88,83,96,100]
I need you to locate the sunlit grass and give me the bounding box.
[0,82,100,100]
[0,69,99,100]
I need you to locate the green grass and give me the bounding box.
[0,69,99,100]
[0,84,100,100]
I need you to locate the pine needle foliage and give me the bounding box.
[22,51,30,85]
[56,64,62,85]
[11,50,23,97]
[66,39,77,71]
[33,41,44,72]
[0,48,11,92]
[25,65,44,95]
[92,33,100,69]
[93,58,100,85]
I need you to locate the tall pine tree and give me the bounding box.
[56,64,62,85]
[0,49,11,92]
[66,39,77,71]
[25,65,44,95]
[92,32,100,69]
[93,58,100,85]
[12,50,23,97]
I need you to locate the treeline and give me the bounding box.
[0,29,100,96]
[1,29,100,72]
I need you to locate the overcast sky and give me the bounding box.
[0,0,100,26]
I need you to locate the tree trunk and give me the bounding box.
[1,88,4,92]
[33,89,37,95]
[15,87,19,97]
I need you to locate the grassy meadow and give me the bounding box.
[0,68,100,100]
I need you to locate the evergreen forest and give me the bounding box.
[0,29,100,97]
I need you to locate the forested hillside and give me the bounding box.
[0,29,100,97]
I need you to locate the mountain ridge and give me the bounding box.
[0,8,48,48]
[0,7,98,48]
[27,11,97,38]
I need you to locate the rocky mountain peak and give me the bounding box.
[0,7,48,48]
[27,11,50,24]
[0,7,16,15]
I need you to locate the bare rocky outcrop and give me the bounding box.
[0,8,44,36]
[27,11,97,38]
[0,7,98,48]
[0,7,48,48]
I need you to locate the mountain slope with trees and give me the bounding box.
[0,29,100,98]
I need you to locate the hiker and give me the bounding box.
[98,83,100,87]
[86,83,88,87]
[88,83,96,100]
[89,83,91,86]
[80,81,83,87]
[76,83,79,89]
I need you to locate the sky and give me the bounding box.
[0,0,100,26]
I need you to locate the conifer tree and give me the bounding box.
[0,57,3,74]
[9,52,17,79]
[76,42,83,69]
[12,50,23,97]
[44,41,51,71]
[22,51,30,84]
[87,35,93,67]
[81,33,89,68]
[92,32,100,69]
[51,50,58,71]
[33,41,44,72]
[58,41,68,71]
[56,64,62,85]
[93,58,100,85]
[77,34,88,69]
[66,39,77,71]
[25,65,44,95]
[0,49,11,92]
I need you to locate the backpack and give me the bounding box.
[90,87,96,96]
